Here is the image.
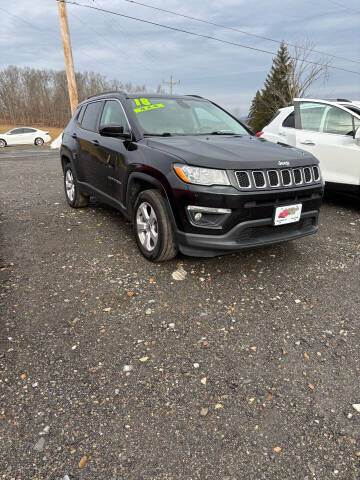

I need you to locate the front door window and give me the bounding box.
[299,102,360,136]
[100,100,130,134]
[323,106,360,136]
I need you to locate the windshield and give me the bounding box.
[128,97,250,136]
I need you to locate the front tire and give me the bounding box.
[133,190,178,261]
[35,137,44,146]
[0,139,6,148]
[64,165,89,208]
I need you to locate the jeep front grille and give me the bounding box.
[268,170,280,187]
[293,168,302,184]
[312,166,320,181]
[235,171,251,188]
[303,167,312,183]
[235,166,321,190]
[252,171,266,188]
[281,169,292,186]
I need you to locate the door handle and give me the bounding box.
[92,140,101,146]
[300,141,315,146]
[71,133,77,139]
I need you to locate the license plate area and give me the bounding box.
[274,203,302,226]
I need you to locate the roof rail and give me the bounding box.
[86,90,127,100]
[186,94,204,99]
[324,98,351,103]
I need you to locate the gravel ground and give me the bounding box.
[1,147,359,480]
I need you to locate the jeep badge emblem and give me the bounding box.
[278,160,290,166]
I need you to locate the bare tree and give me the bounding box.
[248,39,332,131]
[287,38,331,99]
[0,66,162,127]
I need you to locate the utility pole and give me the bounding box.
[57,0,78,115]
[162,75,180,95]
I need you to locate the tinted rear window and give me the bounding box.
[282,111,295,128]
[81,102,103,131]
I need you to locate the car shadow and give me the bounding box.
[88,198,309,272]
[323,191,360,212]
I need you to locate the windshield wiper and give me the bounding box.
[208,131,237,135]
[144,132,172,137]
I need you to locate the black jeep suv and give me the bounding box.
[60,91,323,261]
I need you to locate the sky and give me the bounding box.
[1,0,360,117]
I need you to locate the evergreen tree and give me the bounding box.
[248,42,292,132]
[248,90,262,132]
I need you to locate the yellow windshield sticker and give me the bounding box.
[134,103,164,114]
[134,98,152,106]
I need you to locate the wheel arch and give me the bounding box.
[60,153,72,172]
[126,172,177,229]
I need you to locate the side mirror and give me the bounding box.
[99,124,131,139]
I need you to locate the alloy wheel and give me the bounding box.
[136,202,159,252]
[65,169,75,203]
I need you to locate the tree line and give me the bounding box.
[0,65,164,127]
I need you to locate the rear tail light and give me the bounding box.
[256,132,264,137]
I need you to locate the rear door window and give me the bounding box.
[9,128,24,135]
[299,103,327,132]
[81,102,103,131]
[282,112,295,128]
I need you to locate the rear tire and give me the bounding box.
[133,189,178,261]
[35,137,44,146]
[64,165,89,208]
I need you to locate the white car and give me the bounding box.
[259,99,360,195]
[0,127,51,148]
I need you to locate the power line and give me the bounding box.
[62,1,360,76]
[0,5,51,32]
[0,3,115,77]
[324,0,360,14]
[71,1,164,88]
[117,0,360,66]
[90,0,160,65]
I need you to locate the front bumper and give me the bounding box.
[176,210,319,257]
[168,179,323,257]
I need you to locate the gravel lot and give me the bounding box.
[1,146,359,480]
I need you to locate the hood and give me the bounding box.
[146,135,317,169]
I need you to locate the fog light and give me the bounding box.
[186,205,232,228]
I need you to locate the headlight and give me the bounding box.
[174,164,230,186]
